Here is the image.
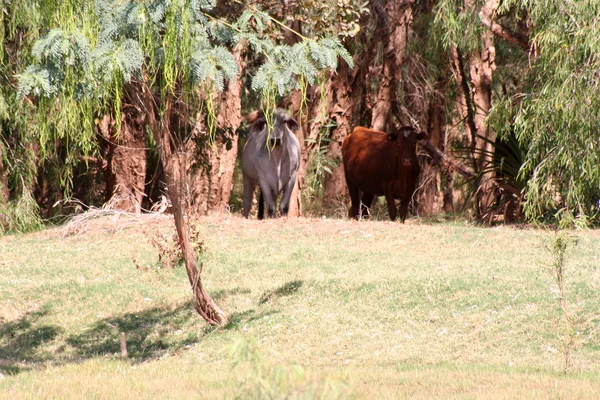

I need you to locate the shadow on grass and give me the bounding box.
[67,296,281,363]
[258,280,304,304]
[65,300,203,363]
[1,285,286,375]
[0,308,63,374]
[211,309,281,332]
[212,287,252,302]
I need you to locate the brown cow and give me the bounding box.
[342,126,427,221]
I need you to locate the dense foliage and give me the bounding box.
[495,0,600,226]
[2,0,600,230]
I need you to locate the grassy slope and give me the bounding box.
[0,215,599,398]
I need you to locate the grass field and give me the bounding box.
[1,214,599,398]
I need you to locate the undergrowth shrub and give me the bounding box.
[545,232,597,373]
[229,335,352,399]
[0,189,43,234]
[137,218,204,269]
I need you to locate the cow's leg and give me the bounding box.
[258,190,265,220]
[270,188,279,218]
[347,181,361,220]
[279,175,296,217]
[360,193,374,219]
[243,174,254,218]
[384,189,398,221]
[258,179,277,218]
[398,198,410,223]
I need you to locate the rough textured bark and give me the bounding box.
[450,46,478,173]
[284,3,308,217]
[98,107,147,214]
[370,0,414,131]
[283,0,302,46]
[190,45,245,215]
[0,155,9,228]
[322,61,355,207]
[288,83,330,217]
[468,7,497,219]
[321,17,380,211]
[418,94,447,215]
[450,3,497,221]
[0,157,8,204]
[479,0,529,51]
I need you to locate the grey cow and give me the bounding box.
[242,108,301,219]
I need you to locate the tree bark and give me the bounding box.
[418,93,447,215]
[98,111,147,214]
[321,14,379,211]
[322,61,355,208]
[189,44,245,215]
[467,2,497,219]
[0,154,9,229]
[288,83,330,217]
[450,46,478,173]
[450,3,497,221]
[479,0,529,51]
[284,2,309,217]
[370,0,415,131]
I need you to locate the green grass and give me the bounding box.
[1,214,599,398]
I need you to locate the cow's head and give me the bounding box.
[388,126,428,167]
[249,108,298,147]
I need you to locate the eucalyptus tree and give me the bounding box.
[18,0,350,324]
[432,0,502,220]
[489,0,600,226]
[429,0,600,226]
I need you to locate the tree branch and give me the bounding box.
[479,0,530,51]
[421,140,476,180]
[451,47,479,174]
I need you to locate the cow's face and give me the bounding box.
[389,126,428,167]
[250,109,298,147]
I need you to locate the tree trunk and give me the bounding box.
[163,94,227,325]
[0,158,7,202]
[164,150,227,325]
[450,6,497,221]
[288,83,330,217]
[321,15,378,212]
[418,93,447,215]
[134,77,226,326]
[98,111,147,214]
[284,3,308,217]
[322,61,355,208]
[0,155,9,229]
[468,25,497,219]
[189,45,245,215]
[370,0,415,131]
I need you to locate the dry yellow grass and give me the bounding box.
[1,213,599,398]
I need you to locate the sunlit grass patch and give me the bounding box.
[0,214,599,397]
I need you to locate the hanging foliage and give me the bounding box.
[490,0,600,226]
[16,0,353,324]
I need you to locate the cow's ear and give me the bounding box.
[252,119,266,132]
[245,111,260,124]
[417,131,428,141]
[286,117,299,131]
